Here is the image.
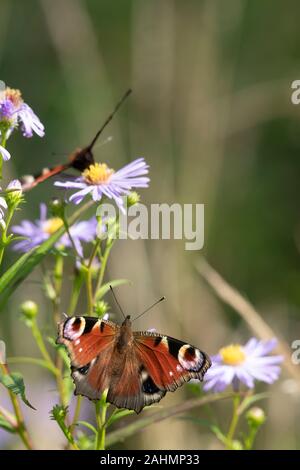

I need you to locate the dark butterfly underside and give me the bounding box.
[20,89,132,191]
[57,315,211,413]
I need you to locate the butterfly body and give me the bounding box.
[57,315,211,413]
[20,146,95,191]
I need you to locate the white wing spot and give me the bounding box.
[79,348,83,353]
[169,371,173,377]
[75,339,80,346]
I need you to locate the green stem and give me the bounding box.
[70,395,82,436]
[244,427,258,450]
[31,318,55,370]
[0,206,15,266]
[0,363,34,449]
[94,242,113,301]
[51,254,68,408]
[7,356,58,376]
[95,391,108,450]
[53,253,64,325]
[62,215,81,258]
[226,394,241,448]
[86,240,101,315]
[68,271,84,315]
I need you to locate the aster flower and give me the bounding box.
[203,338,283,392]
[54,158,149,213]
[0,86,44,141]
[11,203,98,257]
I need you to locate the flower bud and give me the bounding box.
[20,300,38,319]
[246,407,266,428]
[127,191,140,207]
[95,300,109,318]
[6,179,23,208]
[49,197,65,218]
[231,440,243,450]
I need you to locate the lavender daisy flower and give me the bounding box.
[54,158,150,213]
[203,338,283,392]
[0,86,44,140]
[11,203,97,257]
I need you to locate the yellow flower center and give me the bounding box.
[43,218,63,235]
[82,163,114,185]
[5,87,23,107]
[219,344,246,366]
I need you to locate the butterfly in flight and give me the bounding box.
[57,293,211,413]
[20,89,132,191]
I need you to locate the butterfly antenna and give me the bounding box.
[110,285,126,320]
[88,89,132,151]
[93,135,113,151]
[132,296,166,322]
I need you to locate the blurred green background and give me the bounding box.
[1,0,300,449]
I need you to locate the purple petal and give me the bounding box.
[235,367,254,388]
[39,203,48,222]
[55,180,86,190]
[0,145,11,161]
[69,186,93,205]
[18,104,45,138]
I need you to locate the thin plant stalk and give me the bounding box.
[0,363,34,450]
[226,394,241,448]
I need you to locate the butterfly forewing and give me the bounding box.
[134,332,211,390]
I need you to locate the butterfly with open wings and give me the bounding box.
[57,312,211,414]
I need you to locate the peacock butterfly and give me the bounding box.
[57,313,211,413]
[20,89,132,191]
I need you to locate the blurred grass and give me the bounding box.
[0,0,300,449]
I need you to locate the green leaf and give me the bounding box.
[47,337,70,368]
[0,416,16,434]
[210,424,228,446]
[238,393,268,416]
[0,201,93,311]
[77,420,97,435]
[0,371,36,410]
[105,409,135,428]
[95,279,131,301]
[7,356,58,375]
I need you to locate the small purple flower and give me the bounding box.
[54,158,149,213]
[0,86,44,139]
[11,203,98,257]
[203,338,283,392]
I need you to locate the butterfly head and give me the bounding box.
[70,147,95,172]
[122,315,131,327]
